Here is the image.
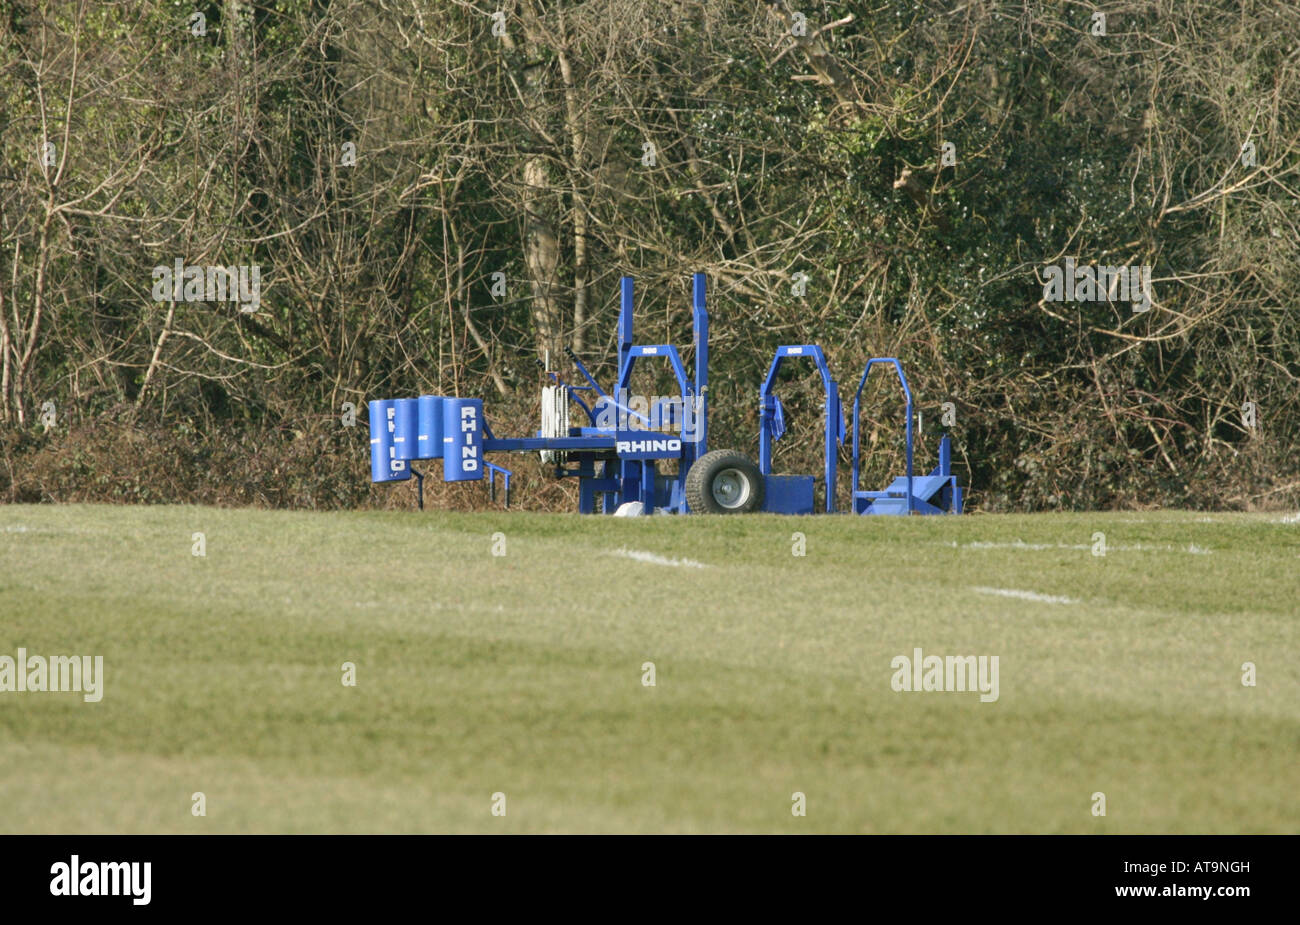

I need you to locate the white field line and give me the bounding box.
[0,524,81,535]
[971,586,1079,605]
[947,540,1211,554]
[1277,512,1300,523]
[608,547,709,569]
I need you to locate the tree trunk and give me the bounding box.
[557,41,588,354]
[523,156,562,363]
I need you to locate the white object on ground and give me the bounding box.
[971,586,1079,605]
[608,547,708,569]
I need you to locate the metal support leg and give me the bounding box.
[410,466,425,511]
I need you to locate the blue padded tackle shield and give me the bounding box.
[368,399,411,482]
[390,398,421,461]
[416,395,445,460]
[442,397,485,482]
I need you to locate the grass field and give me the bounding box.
[1,503,1296,833]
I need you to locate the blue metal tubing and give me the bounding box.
[619,277,634,377]
[617,345,692,398]
[567,391,597,426]
[610,272,711,513]
[485,436,618,452]
[758,344,840,513]
[611,276,686,430]
[851,358,914,514]
[539,366,597,425]
[613,275,708,426]
[613,345,695,510]
[613,350,696,441]
[692,272,709,460]
[565,351,609,400]
[484,461,512,507]
[594,389,656,430]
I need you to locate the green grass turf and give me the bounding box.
[1,503,1296,833]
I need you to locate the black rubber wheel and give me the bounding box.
[685,449,764,514]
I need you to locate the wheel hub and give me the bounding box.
[712,468,751,509]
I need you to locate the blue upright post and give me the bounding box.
[692,272,709,457]
[939,432,962,515]
[641,462,656,514]
[683,272,709,511]
[619,276,634,378]
[904,390,914,514]
[825,380,839,513]
[618,277,636,504]
[578,455,596,514]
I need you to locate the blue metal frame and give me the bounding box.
[758,345,841,513]
[371,272,711,514]
[851,358,914,513]
[368,279,964,516]
[485,460,512,507]
[598,273,709,513]
[849,358,962,515]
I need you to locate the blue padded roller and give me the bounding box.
[442,397,484,482]
[417,395,444,459]
[391,397,420,461]
[368,399,411,482]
